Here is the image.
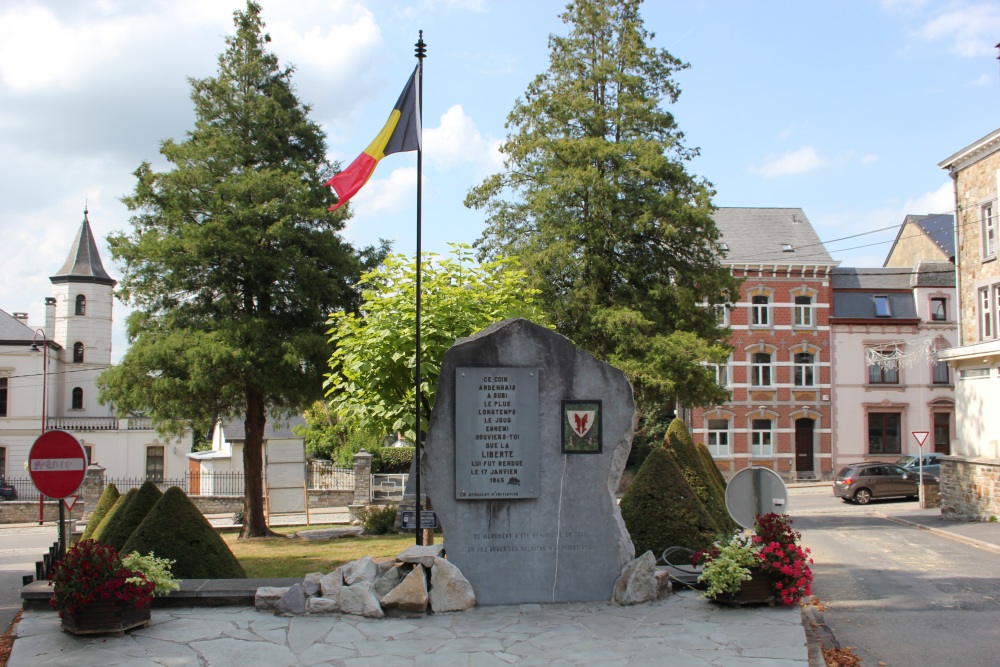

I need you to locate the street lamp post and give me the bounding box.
[30,330,48,526]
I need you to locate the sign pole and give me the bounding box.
[911,430,930,508]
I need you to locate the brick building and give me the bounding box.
[689,208,838,481]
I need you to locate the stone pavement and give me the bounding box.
[9,590,809,667]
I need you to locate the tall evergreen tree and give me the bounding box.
[98,2,381,538]
[466,0,740,416]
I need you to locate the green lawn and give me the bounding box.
[224,527,419,578]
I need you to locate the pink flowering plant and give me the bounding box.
[49,540,155,616]
[696,513,813,605]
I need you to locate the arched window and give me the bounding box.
[75,295,86,316]
[71,387,83,410]
[73,342,84,364]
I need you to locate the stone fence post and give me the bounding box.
[348,450,373,523]
[81,464,106,521]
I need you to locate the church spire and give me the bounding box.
[50,207,117,287]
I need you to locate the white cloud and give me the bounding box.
[424,104,504,172]
[919,4,1000,57]
[750,147,825,178]
[969,73,993,87]
[904,181,953,214]
[350,165,418,216]
[861,154,879,165]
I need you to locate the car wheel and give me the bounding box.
[854,488,872,505]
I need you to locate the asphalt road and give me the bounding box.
[790,488,1000,667]
[0,526,60,634]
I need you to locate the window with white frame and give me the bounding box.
[706,418,730,456]
[0,377,7,418]
[868,350,899,384]
[982,202,996,259]
[751,418,773,456]
[995,284,1000,338]
[751,352,772,387]
[980,287,994,340]
[713,305,729,327]
[751,295,770,327]
[794,352,816,387]
[793,295,813,327]
[145,446,164,482]
[930,297,947,322]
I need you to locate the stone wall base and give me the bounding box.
[0,501,84,525]
[939,457,1000,521]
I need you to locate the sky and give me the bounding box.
[1,0,998,362]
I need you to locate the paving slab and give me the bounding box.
[8,591,809,666]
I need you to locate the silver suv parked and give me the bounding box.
[833,462,928,504]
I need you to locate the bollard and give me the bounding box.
[35,562,44,580]
[22,575,34,586]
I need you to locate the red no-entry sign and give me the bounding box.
[28,430,87,499]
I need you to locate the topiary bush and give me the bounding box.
[619,447,721,558]
[355,503,398,535]
[90,487,137,544]
[376,447,413,473]
[663,420,735,535]
[81,483,120,541]
[96,481,163,552]
[122,486,245,579]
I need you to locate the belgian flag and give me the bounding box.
[326,66,421,210]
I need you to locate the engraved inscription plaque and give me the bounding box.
[455,367,539,499]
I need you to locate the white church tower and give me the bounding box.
[47,208,116,415]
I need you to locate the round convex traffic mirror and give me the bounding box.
[725,466,790,529]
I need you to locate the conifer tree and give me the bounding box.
[467,0,739,416]
[98,2,381,537]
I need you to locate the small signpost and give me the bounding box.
[911,431,931,508]
[400,510,438,531]
[28,430,87,558]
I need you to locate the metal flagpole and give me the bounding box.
[414,31,426,546]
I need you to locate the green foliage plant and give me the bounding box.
[123,486,246,579]
[90,487,137,544]
[466,0,740,415]
[95,2,386,539]
[325,244,545,442]
[377,446,413,473]
[696,529,760,599]
[97,481,163,552]
[619,446,719,558]
[354,504,399,535]
[121,551,181,597]
[81,483,120,541]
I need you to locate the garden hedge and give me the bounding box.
[619,446,721,558]
[81,483,119,541]
[90,487,137,544]
[97,481,163,552]
[662,420,735,535]
[122,486,246,579]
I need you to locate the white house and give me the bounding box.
[0,210,189,484]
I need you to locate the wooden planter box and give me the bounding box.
[61,599,152,636]
[712,570,775,607]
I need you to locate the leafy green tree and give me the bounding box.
[98,2,381,538]
[325,244,544,442]
[466,0,740,416]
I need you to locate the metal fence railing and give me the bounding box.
[371,473,408,502]
[307,465,355,491]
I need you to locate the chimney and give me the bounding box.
[45,297,56,340]
[12,312,29,325]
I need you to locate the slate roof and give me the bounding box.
[220,415,307,441]
[711,208,837,266]
[883,214,954,264]
[912,260,956,287]
[50,209,116,286]
[0,308,36,341]
[831,268,918,319]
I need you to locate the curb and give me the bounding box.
[873,512,1000,556]
[800,603,839,667]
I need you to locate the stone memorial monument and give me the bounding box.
[424,318,636,605]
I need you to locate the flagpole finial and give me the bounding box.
[415,30,426,60]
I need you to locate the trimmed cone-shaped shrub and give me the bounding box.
[122,486,246,579]
[81,483,120,541]
[663,420,735,535]
[619,447,720,558]
[90,487,137,544]
[97,481,163,552]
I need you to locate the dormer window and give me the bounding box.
[874,295,891,317]
[781,243,794,252]
[718,242,729,252]
[75,295,86,316]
